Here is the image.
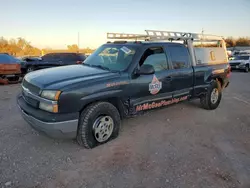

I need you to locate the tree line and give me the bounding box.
[0,36,250,57]
[0,37,95,57]
[0,37,41,56]
[224,37,250,47]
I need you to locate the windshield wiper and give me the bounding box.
[82,63,92,67]
[83,63,110,71]
[83,63,119,73]
[91,65,111,71]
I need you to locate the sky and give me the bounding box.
[1,0,250,49]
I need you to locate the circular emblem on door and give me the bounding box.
[149,75,162,95]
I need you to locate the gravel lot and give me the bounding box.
[0,72,250,188]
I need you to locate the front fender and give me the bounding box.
[80,90,123,104]
[58,89,124,113]
[79,90,129,118]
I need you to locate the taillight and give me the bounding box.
[76,61,82,64]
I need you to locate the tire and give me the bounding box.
[245,65,249,73]
[27,66,35,73]
[200,80,222,110]
[77,102,121,149]
[7,76,19,82]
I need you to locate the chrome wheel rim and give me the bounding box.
[93,116,114,143]
[211,88,219,104]
[27,68,33,72]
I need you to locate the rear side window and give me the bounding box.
[0,54,11,64]
[139,47,168,72]
[42,54,57,61]
[59,53,87,61]
[59,53,76,61]
[168,45,190,69]
[53,54,64,61]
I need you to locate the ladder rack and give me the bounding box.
[107,30,224,42]
[107,33,149,40]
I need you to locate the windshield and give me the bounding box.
[83,44,137,71]
[0,54,21,64]
[233,56,249,60]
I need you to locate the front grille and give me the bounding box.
[22,78,41,108]
[22,79,41,95]
[22,91,39,108]
[230,62,241,66]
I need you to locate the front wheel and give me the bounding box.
[27,66,35,73]
[245,65,249,73]
[77,102,121,149]
[200,80,222,110]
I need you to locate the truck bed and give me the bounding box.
[193,63,230,97]
[0,64,21,75]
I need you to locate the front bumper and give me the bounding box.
[230,64,246,70]
[17,95,79,139]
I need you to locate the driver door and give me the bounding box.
[129,46,174,112]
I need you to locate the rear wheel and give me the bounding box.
[200,80,222,110]
[7,76,19,82]
[77,102,121,149]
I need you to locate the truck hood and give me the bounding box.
[24,65,118,89]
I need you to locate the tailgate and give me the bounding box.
[0,64,21,75]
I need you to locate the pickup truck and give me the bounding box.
[17,30,230,149]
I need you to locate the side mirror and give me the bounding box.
[138,64,155,75]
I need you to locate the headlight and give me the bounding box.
[41,90,61,100]
[239,63,246,66]
[39,102,58,113]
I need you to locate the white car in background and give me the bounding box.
[229,54,250,72]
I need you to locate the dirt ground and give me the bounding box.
[0,72,250,188]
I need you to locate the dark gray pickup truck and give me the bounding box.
[17,30,231,148]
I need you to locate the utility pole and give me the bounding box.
[77,32,80,53]
[201,28,204,46]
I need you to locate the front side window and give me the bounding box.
[139,47,168,72]
[84,45,137,71]
[168,45,190,69]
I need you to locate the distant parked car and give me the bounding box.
[21,52,87,73]
[229,54,250,72]
[0,53,21,82]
